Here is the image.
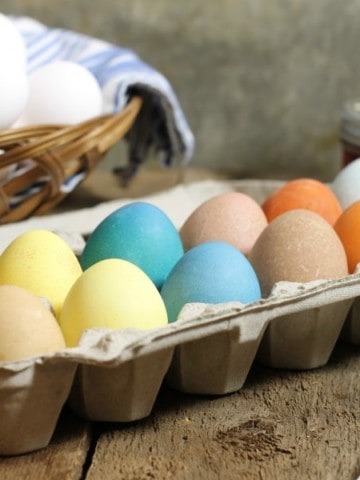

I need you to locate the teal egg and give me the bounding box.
[160,241,261,322]
[80,202,184,289]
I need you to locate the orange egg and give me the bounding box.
[262,178,342,225]
[334,200,360,273]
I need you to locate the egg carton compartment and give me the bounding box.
[334,262,360,345]
[166,274,360,395]
[256,284,354,369]
[0,354,77,456]
[67,329,175,423]
[340,296,360,345]
[166,302,270,395]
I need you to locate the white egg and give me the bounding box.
[0,14,28,129]
[332,158,360,209]
[18,60,104,126]
[0,67,28,129]
[0,14,27,71]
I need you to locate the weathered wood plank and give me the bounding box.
[85,342,360,480]
[0,407,92,480]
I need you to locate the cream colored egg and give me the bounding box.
[0,230,82,319]
[0,285,65,362]
[59,258,168,347]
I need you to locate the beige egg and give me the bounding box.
[0,285,66,362]
[248,209,349,297]
[180,191,268,255]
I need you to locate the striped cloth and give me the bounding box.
[9,15,195,181]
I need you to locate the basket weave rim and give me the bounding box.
[0,95,143,223]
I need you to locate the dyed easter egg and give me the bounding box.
[81,202,184,289]
[180,191,268,256]
[59,258,168,347]
[0,230,82,319]
[334,200,360,273]
[160,241,261,322]
[249,209,349,296]
[262,178,342,225]
[0,285,65,361]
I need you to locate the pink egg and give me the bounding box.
[180,191,268,256]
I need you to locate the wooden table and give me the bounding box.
[0,342,359,479]
[0,168,359,479]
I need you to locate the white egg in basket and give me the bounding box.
[0,13,28,129]
[17,60,104,126]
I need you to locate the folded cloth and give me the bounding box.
[10,16,195,181]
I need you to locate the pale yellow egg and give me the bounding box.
[0,230,82,319]
[59,258,168,347]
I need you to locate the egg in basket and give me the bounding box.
[0,14,194,224]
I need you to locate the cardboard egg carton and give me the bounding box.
[1,178,360,456]
[1,273,359,455]
[340,294,360,344]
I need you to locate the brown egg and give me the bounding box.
[180,191,268,255]
[248,209,349,297]
[0,285,66,362]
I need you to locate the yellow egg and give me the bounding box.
[0,230,82,319]
[59,258,168,347]
[0,285,65,362]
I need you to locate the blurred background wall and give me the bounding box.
[2,0,359,181]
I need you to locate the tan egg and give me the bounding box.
[248,209,349,297]
[180,191,268,255]
[0,285,65,362]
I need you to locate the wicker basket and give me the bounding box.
[0,95,142,224]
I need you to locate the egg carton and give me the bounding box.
[0,178,359,456]
[340,295,360,344]
[1,272,360,455]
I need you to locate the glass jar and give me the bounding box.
[340,99,360,167]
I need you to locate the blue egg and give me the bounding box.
[160,241,261,322]
[80,202,184,289]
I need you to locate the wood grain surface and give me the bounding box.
[84,342,360,480]
[0,409,91,480]
[2,342,358,479]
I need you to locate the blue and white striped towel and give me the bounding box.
[10,16,195,181]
